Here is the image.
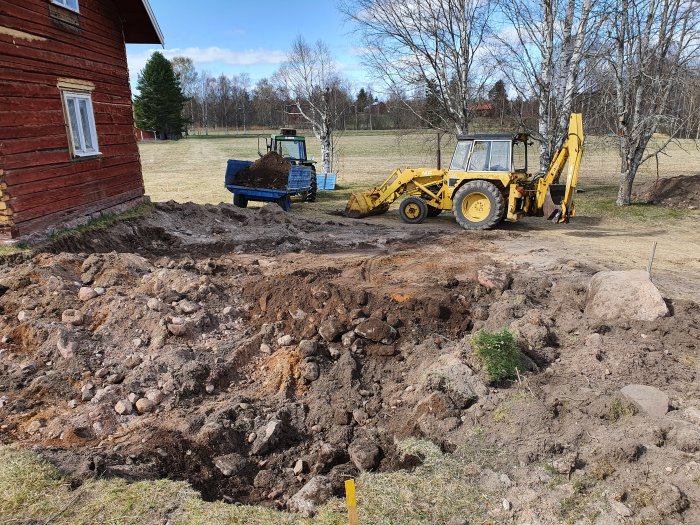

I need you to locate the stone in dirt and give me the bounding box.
[354,318,397,344]
[348,438,381,471]
[17,310,31,323]
[277,334,294,346]
[476,266,512,291]
[584,270,668,322]
[287,475,333,517]
[318,318,346,342]
[57,337,78,359]
[620,384,669,418]
[213,453,248,477]
[78,287,98,301]
[167,323,187,336]
[422,353,483,408]
[114,399,133,415]
[135,398,155,414]
[61,309,84,326]
[250,419,283,455]
[300,360,320,382]
[298,339,318,358]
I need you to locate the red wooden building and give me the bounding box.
[0,0,163,241]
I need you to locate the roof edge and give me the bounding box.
[140,0,164,46]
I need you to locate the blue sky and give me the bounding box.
[126,0,369,91]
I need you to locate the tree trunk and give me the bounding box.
[616,170,634,206]
[320,131,332,174]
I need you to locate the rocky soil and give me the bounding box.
[638,174,700,209]
[1,201,699,523]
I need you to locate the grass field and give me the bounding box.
[138,129,700,205]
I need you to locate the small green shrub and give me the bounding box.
[472,329,521,383]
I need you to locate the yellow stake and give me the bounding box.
[345,479,359,525]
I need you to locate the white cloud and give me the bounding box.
[127,46,287,77]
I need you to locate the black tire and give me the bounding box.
[399,196,429,224]
[277,195,292,211]
[304,166,317,203]
[233,194,248,208]
[427,205,442,217]
[452,180,505,230]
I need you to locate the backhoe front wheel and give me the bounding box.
[452,180,505,230]
[399,196,428,224]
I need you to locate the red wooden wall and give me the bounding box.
[0,0,145,240]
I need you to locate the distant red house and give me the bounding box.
[0,0,163,241]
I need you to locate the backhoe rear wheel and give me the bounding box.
[399,196,428,224]
[452,180,505,230]
[303,166,318,203]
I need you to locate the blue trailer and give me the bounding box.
[225,160,314,211]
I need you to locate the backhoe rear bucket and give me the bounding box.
[345,191,390,219]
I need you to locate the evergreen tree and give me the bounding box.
[134,52,186,139]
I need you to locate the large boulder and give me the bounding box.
[585,270,668,322]
[421,353,485,408]
[620,384,669,418]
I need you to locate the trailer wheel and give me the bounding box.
[303,166,318,203]
[452,180,505,230]
[399,197,429,224]
[233,194,248,208]
[277,195,292,212]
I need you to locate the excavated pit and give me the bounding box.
[2,202,700,521]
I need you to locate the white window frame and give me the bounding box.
[62,91,100,158]
[51,0,80,13]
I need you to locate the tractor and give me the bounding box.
[346,113,583,230]
[259,129,317,202]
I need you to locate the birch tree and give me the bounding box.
[495,0,603,172]
[607,0,700,205]
[277,37,343,174]
[341,0,494,134]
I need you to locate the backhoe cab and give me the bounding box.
[258,128,317,201]
[345,113,584,230]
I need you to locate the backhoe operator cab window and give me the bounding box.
[449,138,513,172]
[277,140,305,162]
[449,140,472,171]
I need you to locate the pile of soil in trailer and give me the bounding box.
[641,174,700,209]
[234,152,292,190]
[1,202,700,523]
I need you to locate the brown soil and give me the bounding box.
[639,174,700,208]
[1,202,699,522]
[233,152,292,190]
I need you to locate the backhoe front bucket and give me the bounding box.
[345,191,390,219]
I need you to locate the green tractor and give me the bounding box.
[259,128,317,202]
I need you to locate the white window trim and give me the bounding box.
[51,0,80,14]
[62,91,101,158]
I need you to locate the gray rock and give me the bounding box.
[318,318,345,342]
[178,300,200,314]
[57,337,78,360]
[348,438,381,471]
[213,453,248,477]
[669,427,700,453]
[250,419,283,455]
[609,499,633,517]
[422,353,483,408]
[78,287,98,301]
[167,323,187,336]
[341,331,356,348]
[147,298,164,312]
[293,459,306,476]
[301,360,320,382]
[620,384,669,418]
[585,270,668,322]
[287,475,333,517]
[354,318,397,344]
[62,309,84,326]
[135,398,155,414]
[115,399,133,415]
[80,383,95,401]
[17,310,31,323]
[277,334,294,346]
[298,339,318,358]
[352,408,369,426]
[145,389,163,405]
[94,287,106,296]
[222,306,234,315]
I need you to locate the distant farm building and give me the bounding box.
[0,0,164,241]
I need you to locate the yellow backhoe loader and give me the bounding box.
[346,113,583,230]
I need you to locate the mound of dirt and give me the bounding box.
[234,152,292,190]
[641,174,700,209]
